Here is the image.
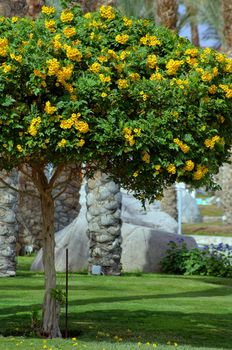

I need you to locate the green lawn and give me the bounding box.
[0,257,232,350]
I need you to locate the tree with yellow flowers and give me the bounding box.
[0,4,232,337]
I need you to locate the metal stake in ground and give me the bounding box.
[65,248,68,338]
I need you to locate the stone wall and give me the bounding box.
[0,0,44,18]
[0,171,18,277]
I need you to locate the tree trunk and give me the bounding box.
[86,171,122,275]
[156,0,178,30]
[32,166,61,338]
[156,0,178,221]
[223,0,232,50]
[217,0,232,224]
[186,2,200,46]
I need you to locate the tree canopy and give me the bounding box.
[0,5,232,200]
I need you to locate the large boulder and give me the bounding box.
[31,188,196,273]
[121,224,196,273]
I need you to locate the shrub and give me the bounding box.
[162,240,232,277]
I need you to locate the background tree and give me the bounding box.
[0,4,232,338]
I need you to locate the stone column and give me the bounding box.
[86,171,122,275]
[0,171,18,277]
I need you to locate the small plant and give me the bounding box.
[51,287,66,305]
[162,240,232,277]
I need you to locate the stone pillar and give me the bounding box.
[160,185,178,221]
[217,161,232,224]
[86,171,122,275]
[0,170,18,277]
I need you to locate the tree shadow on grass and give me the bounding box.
[65,309,232,348]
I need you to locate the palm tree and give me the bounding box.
[216,0,232,225]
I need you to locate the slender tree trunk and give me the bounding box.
[32,166,61,338]
[156,0,178,221]
[186,2,200,46]
[217,0,232,224]
[223,0,232,50]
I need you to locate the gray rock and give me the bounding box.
[32,188,196,273]
[121,224,197,272]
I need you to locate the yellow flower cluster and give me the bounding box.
[63,26,76,38]
[0,38,8,56]
[201,72,213,82]
[167,164,176,174]
[75,120,89,133]
[170,78,188,89]
[90,62,101,73]
[57,138,67,148]
[60,10,74,23]
[224,58,232,73]
[140,91,149,101]
[60,112,81,130]
[47,58,60,76]
[193,164,208,180]
[184,48,198,57]
[17,144,23,152]
[28,117,41,136]
[52,34,62,51]
[77,139,85,147]
[185,56,198,66]
[64,45,82,62]
[166,59,184,75]
[219,84,232,98]
[142,151,150,164]
[99,74,111,83]
[117,79,128,89]
[173,138,190,153]
[41,6,55,15]
[107,49,118,59]
[215,53,225,63]
[44,101,57,115]
[99,6,115,21]
[146,54,157,69]
[123,127,135,146]
[11,16,18,23]
[140,34,160,46]
[128,73,140,81]
[150,72,163,81]
[2,63,11,73]
[57,64,73,83]
[208,85,217,94]
[204,135,220,149]
[45,19,56,32]
[123,17,133,27]
[184,160,194,172]
[115,34,129,44]
[10,53,22,63]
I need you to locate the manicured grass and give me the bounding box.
[0,257,232,349]
[198,205,224,217]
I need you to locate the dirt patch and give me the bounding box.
[183,223,232,236]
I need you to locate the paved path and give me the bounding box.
[191,235,232,247]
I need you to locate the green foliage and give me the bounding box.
[51,287,66,305]
[162,240,232,277]
[0,5,232,200]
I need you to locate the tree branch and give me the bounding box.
[0,176,40,198]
